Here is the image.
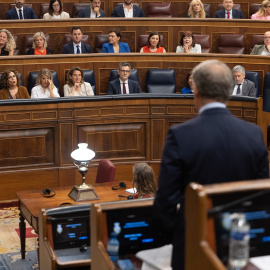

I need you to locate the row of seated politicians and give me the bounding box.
[1,27,270,56]
[0,62,261,99]
[4,0,270,20]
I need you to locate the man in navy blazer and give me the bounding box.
[62,27,92,54]
[154,60,269,270]
[6,0,38,19]
[108,62,142,95]
[77,0,105,18]
[111,0,144,17]
[214,0,244,18]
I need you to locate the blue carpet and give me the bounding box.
[0,251,38,270]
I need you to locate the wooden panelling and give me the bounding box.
[0,96,267,200]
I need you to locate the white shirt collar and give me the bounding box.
[199,102,226,114]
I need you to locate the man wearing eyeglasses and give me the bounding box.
[251,31,270,55]
[77,0,105,18]
[108,62,142,95]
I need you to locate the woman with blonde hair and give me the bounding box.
[64,66,94,97]
[31,68,60,98]
[132,163,157,199]
[251,0,270,19]
[0,29,16,56]
[26,32,53,55]
[188,0,209,18]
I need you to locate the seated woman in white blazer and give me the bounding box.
[43,0,70,19]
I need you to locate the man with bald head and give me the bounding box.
[154,60,269,270]
[251,31,270,55]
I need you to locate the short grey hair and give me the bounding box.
[119,62,131,71]
[192,60,233,102]
[232,65,245,74]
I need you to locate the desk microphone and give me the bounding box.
[118,195,134,200]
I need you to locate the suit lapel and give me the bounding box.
[13,8,19,19]
[242,80,247,96]
[120,6,125,17]
[133,6,137,17]
[128,81,133,93]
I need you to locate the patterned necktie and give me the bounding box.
[19,9,23,19]
[123,83,126,94]
[237,84,241,95]
[227,11,230,19]
[76,45,80,54]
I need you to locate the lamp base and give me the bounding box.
[68,185,100,202]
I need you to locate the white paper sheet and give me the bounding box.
[125,188,137,194]
[250,255,270,270]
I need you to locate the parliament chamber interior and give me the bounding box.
[0,0,270,269]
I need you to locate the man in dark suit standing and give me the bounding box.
[232,65,256,97]
[108,62,142,95]
[154,60,269,270]
[62,27,92,54]
[111,0,144,17]
[77,0,105,18]
[214,0,244,18]
[6,0,38,19]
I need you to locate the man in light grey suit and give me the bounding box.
[108,62,142,95]
[232,65,256,97]
[251,31,270,55]
[77,0,105,18]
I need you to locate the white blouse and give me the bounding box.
[31,85,60,98]
[176,44,202,53]
[64,82,94,97]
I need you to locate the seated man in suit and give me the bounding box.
[6,0,38,19]
[108,62,142,95]
[214,0,244,18]
[77,0,105,18]
[62,27,92,54]
[111,0,144,17]
[251,31,270,55]
[232,65,256,97]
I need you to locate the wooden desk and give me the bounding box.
[16,182,132,259]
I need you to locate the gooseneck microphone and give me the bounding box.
[118,195,134,200]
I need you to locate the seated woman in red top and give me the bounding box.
[140,31,166,53]
[26,32,53,55]
[132,163,157,199]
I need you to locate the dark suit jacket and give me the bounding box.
[111,4,144,17]
[233,79,256,97]
[6,6,38,19]
[77,7,105,18]
[107,79,142,95]
[61,42,92,54]
[214,8,244,18]
[154,107,269,270]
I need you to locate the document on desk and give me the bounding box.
[126,188,137,194]
[136,244,172,270]
[250,255,270,270]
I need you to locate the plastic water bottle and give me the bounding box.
[229,213,250,269]
[107,232,119,262]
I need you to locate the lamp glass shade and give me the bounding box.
[71,143,95,161]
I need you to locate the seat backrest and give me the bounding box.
[109,69,140,84]
[94,34,109,53]
[116,2,139,6]
[40,3,49,19]
[28,71,60,95]
[23,34,51,55]
[193,34,211,53]
[146,69,176,93]
[83,70,96,95]
[9,3,32,9]
[217,34,245,54]
[0,73,23,89]
[217,3,240,10]
[13,35,20,55]
[250,3,261,17]
[137,34,164,52]
[245,71,260,97]
[95,159,116,184]
[263,72,270,112]
[72,3,90,18]
[203,4,210,14]
[63,34,90,45]
[147,3,172,17]
[250,34,264,53]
